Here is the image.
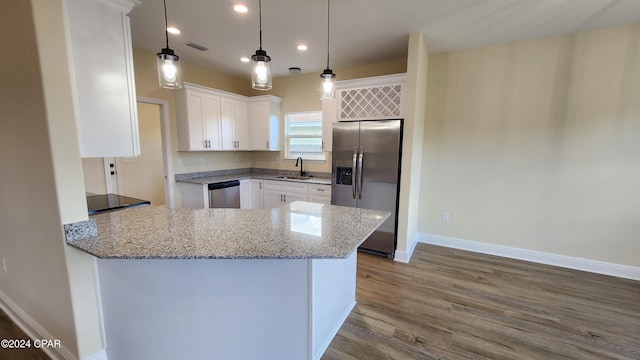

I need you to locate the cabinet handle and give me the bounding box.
[266,141,269,149]
[284,194,287,202]
[280,194,283,202]
[316,189,325,192]
[260,182,262,189]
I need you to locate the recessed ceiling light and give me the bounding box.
[297,44,308,51]
[233,4,249,13]
[166,27,180,35]
[240,57,250,63]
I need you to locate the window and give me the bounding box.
[285,111,324,160]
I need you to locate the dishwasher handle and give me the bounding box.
[208,180,240,190]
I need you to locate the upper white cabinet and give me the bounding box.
[250,96,281,151]
[65,0,141,158]
[221,96,250,150]
[175,85,222,151]
[176,83,281,152]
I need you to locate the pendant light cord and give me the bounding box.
[259,0,263,50]
[163,0,169,49]
[326,0,331,69]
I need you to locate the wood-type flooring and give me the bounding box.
[323,243,640,360]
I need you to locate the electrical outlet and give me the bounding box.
[2,258,7,273]
[176,159,183,167]
[442,212,450,222]
[199,158,204,166]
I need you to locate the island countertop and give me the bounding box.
[66,202,390,259]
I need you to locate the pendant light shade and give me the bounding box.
[251,0,272,90]
[157,0,182,89]
[321,0,336,100]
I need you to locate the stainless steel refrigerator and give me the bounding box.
[331,119,402,259]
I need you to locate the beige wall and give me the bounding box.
[419,24,640,267]
[117,103,166,205]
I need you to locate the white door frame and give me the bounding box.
[102,97,175,208]
[138,97,175,209]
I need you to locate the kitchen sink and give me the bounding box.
[275,175,313,180]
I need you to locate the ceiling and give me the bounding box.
[128,0,640,79]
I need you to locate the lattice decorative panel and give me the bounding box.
[339,84,403,120]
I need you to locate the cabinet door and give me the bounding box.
[66,0,139,157]
[250,101,270,150]
[307,195,331,205]
[220,97,235,150]
[203,95,222,150]
[183,90,221,151]
[186,91,207,151]
[239,179,252,209]
[283,192,306,204]
[251,180,264,209]
[263,190,283,209]
[234,101,250,150]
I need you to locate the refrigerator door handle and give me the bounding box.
[357,147,364,199]
[352,148,358,199]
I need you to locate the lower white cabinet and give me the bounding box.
[239,180,252,209]
[250,179,264,209]
[262,180,307,209]
[307,184,331,205]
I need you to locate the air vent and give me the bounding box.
[186,42,208,51]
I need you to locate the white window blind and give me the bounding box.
[285,111,324,160]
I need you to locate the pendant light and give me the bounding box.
[156,0,182,89]
[251,0,272,90]
[320,0,336,100]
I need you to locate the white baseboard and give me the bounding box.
[0,289,77,360]
[417,233,640,281]
[85,349,108,360]
[394,234,419,263]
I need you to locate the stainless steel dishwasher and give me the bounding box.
[208,180,240,208]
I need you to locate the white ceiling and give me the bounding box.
[128,0,640,79]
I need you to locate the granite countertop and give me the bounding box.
[176,172,332,186]
[66,202,389,259]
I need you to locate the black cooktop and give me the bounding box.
[87,194,150,215]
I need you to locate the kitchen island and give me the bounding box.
[66,202,389,360]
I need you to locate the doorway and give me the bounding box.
[103,98,174,207]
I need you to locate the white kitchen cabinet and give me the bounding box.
[179,182,208,208]
[176,85,222,151]
[262,180,307,209]
[221,96,250,150]
[307,184,332,205]
[321,98,338,152]
[65,0,140,157]
[250,96,281,151]
[239,179,252,209]
[251,179,264,209]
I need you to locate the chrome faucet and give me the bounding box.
[295,157,305,176]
